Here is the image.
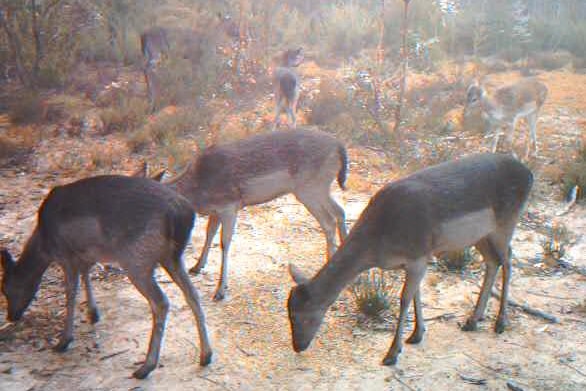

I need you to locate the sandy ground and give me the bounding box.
[1,70,586,390]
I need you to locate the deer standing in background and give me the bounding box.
[0,176,213,379]
[272,48,304,131]
[288,153,533,366]
[464,78,548,159]
[140,27,170,113]
[159,128,348,301]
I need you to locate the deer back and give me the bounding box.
[173,129,345,210]
[357,153,533,259]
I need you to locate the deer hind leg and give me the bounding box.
[525,111,539,159]
[82,267,100,324]
[190,214,220,275]
[288,91,300,129]
[272,94,283,131]
[161,258,213,366]
[324,195,347,244]
[212,208,238,301]
[405,285,426,344]
[296,189,339,259]
[128,269,169,379]
[54,263,80,352]
[382,259,427,365]
[462,238,500,331]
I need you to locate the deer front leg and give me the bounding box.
[495,246,512,334]
[54,265,80,352]
[190,214,220,275]
[405,286,426,344]
[382,260,426,365]
[213,209,238,301]
[525,112,539,160]
[82,268,100,324]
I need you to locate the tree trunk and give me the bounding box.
[391,0,411,159]
[0,9,30,87]
[31,0,44,81]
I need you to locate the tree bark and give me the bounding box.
[0,8,30,86]
[391,0,411,158]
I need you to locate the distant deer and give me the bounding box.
[287,153,533,366]
[0,176,213,379]
[464,78,548,159]
[272,48,304,131]
[157,128,348,301]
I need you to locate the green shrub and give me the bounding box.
[561,145,586,203]
[351,269,398,320]
[437,247,476,273]
[9,91,45,124]
[99,96,148,134]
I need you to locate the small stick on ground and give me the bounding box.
[99,349,129,361]
[490,287,560,324]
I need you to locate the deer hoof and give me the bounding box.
[405,330,424,344]
[189,265,202,275]
[461,319,478,332]
[494,318,507,334]
[212,290,225,301]
[132,363,155,379]
[53,337,73,352]
[200,351,213,367]
[88,309,100,324]
[382,353,399,366]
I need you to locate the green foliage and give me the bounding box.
[317,4,378,60]
[8,91,45,124]
[540,223,570,265]
[561,145,586,203]
[351,269,398,320]
[437,247,476,273]
[99,96,148,134]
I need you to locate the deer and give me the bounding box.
[272,47,304,131]
[287,153,533,366]
[0,175,213,379]
[464,78,548,159]
[156,128,348,301]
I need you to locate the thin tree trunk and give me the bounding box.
[0,9,30,86]
[31,0,44,81]
[392,0,411,159]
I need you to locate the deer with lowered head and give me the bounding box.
[0,175,213,379]
[288,153,533,366]
[156,128,348,301]
[272,47,304,131]
[464,78,548,159]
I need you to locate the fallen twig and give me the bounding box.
[506,380,525,391]
[459,373,487,385]
[197,375,230,390]
[99,349,129,361]
[394,374,417,391]
[236,343,255,357]
[560,362,586,378]
[424,312,456,322]
[490,287,560,324]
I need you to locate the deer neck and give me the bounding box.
[305,236,372,309]
[14,230,50,290]
[165,163,199,205]
[479,92,503,120]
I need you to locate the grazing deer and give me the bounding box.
[0,176,212,379]
[272,48,304,131]
[464,78,548,159]
[159,128,348,301]
[288,153,533,366]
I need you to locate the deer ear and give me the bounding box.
[150,169,166,182]
[289,263,309,285]
[1,249,15,272]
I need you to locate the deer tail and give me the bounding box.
[337,144,348,191]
